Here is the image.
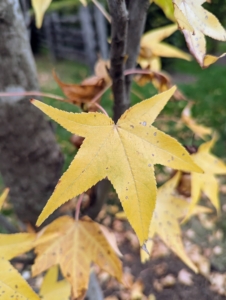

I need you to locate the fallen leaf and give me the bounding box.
[181,103,212,139]
[32,87,202,245]
[178,268,193,286]
[131,280,145,300]
[187,245,210,277]
[173,0,226,67]
[39,266,70,300]
[0,233,35,260]
[32,216,122,299]
[161,274,176,287]
[0,257,40,300]
[0,188,9,210]
[209,273,226,295]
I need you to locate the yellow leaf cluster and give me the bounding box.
[141,172,211,271]
[189,137,226,216]
[138,24,191,72]
[32,87,202,245]
[173,0,226,67]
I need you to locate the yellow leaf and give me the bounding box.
[0,233,36,260]
[32,87,202,245]
[31,0,52,28]
[32,216,122,299]
[173,3,193,32]
[139,24,191,71]
[39,266,70,300]
[141,172,209,272]
[181,103,212,139]
[0,188,9,210]
[173,0,226,67]
[152,0,175,22]
[203,53,226,68]
[0,257,40,300]
[188,136,226,215]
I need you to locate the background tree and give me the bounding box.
[0,0,63,226]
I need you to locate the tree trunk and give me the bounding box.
[0,0,63,226]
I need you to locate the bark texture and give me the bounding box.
[108,0,129,122]
[125,0,150,101]
[0,0,63,226]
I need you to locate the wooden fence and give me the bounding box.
[43,5,109,71]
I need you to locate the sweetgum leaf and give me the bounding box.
[32,87,202,245]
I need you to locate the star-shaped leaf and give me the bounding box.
[32,216,122,299]
[188,136,226,216]
[39,266,70,300]
[0,188,9,210]
[138,24,191,71]
[31,0,86,28]
[0,257,40,300]
[173,0,226,67]
[31,0,52,28]
[141,172,211,271]
[0,233,36,260]
[32,87,202,245]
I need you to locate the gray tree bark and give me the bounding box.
[0,0,63,226]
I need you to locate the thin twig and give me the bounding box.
[92,0,111,23]
[90,83,112,104]
[75,194,84,221]
[93,103,109,116]
[124,68,162,76]
[0,91,68,102]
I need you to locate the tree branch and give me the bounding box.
[108,0,128,122]
[125,0,150,102]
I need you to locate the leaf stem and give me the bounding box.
[90,83,112,104]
